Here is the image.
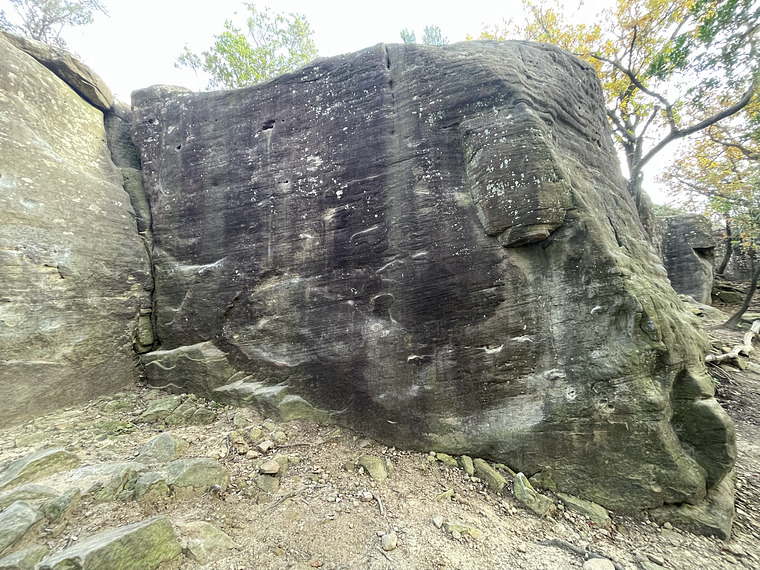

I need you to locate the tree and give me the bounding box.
[175,3,318,90]
[473,0,759,226]
[399,25,449,45]
[422,25,448,45]
[0,0,107,49]
[400,28,416,44]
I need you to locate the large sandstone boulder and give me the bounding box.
[0,33,152,427]
[131,41,734,526]
[660,214,715,304]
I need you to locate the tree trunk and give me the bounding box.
[716,220,733,276]
[725,263,760,328]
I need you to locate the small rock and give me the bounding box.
[435,453,458,468]
[232,412,248,428]
[272,454,289,477]
[473,458,507,494]
[460,455,475,476]
[381,531,397,551]
[435,489,454,502]
[271,430,288,445]
[259,460,281,475]
[556,492,611,529]
[442,522,483,539]
[164,400,198,426]
[255,474,280,495]
[583,559,615,570]
[257,440,274,454]
[432,516,444,529]
[136,395,183,423]
[357,455,388,483]
[188,407,217,425]
[163,458,230,494]
[359,491,373,502]
[513,473,554,517]
[176,521,239,565]
[135,433,189,465]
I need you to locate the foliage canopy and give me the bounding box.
[0,0,107,49]
[176,3,318,90]
[400,25,449,45]
[473,0,759,220]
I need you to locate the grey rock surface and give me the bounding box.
[176,521,238,565]
[0,502,41,557]
[513,472,554,517]
[130,41,734,523]
[36,515,181,570]
[0,34,152,428]
[0,544,48,570]
[0,450,80,492]
[660,215,715,304]
[0,30,113,111]
[135,433,189,465]
[0,486,58,510]
[162,458,230,493]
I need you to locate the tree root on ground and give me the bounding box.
[537,538,626,570]
[706,320,760,365]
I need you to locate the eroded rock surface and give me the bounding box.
[660,214,716,304]
[130,41,734,528]
[0,33,152,427]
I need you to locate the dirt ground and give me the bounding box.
[1,301,759,570]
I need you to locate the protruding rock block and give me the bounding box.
[0,32,152,428]
[660,214,716,304]
[129,41,734,528]
[36,516,181,570]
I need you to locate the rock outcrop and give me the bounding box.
[0,32,152,427]
[131,40,735,527]
[660,214,716,304]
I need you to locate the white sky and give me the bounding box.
[61,0,532,98]
[1,0,673,203]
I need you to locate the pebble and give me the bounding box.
[259,460,280,475]
[381,531,398,551]
[432,516,443,529]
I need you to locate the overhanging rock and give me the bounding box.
[132,41,735,533]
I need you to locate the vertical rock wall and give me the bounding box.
[132,41,734,528]
[0,33,153,427]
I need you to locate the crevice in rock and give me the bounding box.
[103,102,159,353]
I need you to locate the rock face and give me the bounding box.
[660,215,715,304]
[131,40,734,523]
[0,32,152,427]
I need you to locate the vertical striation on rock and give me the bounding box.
[131,41,734,530]
[0,33,152,427]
